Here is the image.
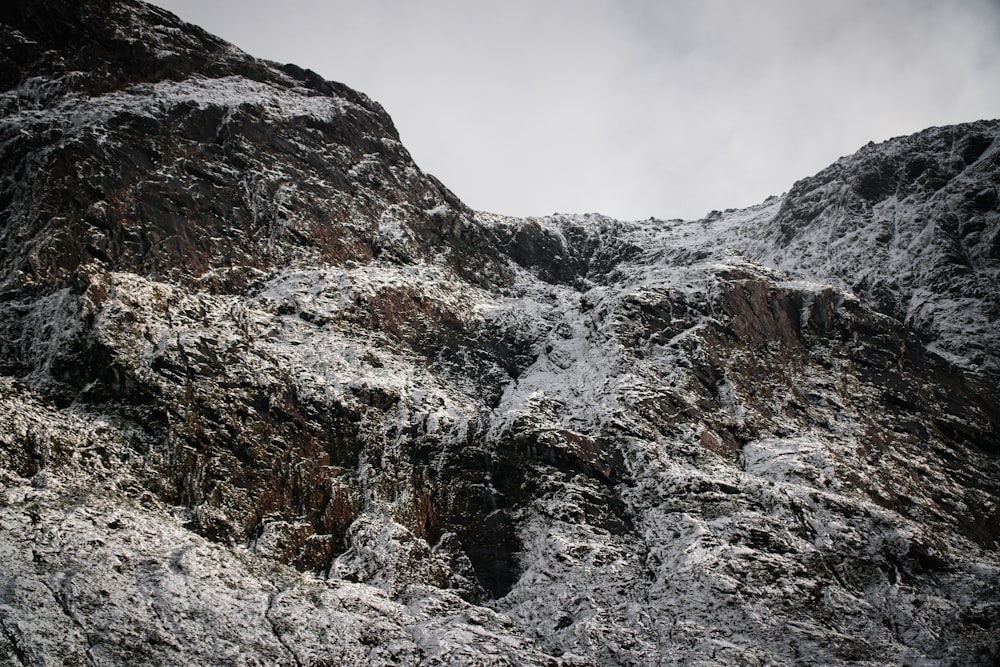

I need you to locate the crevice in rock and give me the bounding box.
[40,578,98,667]
[0,617,29,667]
[265,591,302,667]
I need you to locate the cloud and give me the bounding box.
[150,0,1000,220]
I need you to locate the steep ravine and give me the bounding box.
[1,1,998,665]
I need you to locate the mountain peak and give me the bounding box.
[1,0,505,295]
[1,2,998,665]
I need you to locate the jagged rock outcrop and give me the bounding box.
[700,123,1000,381]
[1,1,998,665]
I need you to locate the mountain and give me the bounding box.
[1,1,998,665]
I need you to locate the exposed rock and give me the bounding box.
[1,1,998,665]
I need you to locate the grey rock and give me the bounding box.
[0,1,998,665]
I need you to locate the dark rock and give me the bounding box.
[1,2,999,665]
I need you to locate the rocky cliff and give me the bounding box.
[1,1,998,665]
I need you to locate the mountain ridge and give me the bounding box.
[1,1,998,665]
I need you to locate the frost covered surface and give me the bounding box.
[2,1,1000,665]
[478,206,1000,664]
[0,381,567,666]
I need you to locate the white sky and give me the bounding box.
[149,0,1000,221]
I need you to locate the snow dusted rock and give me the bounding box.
[699,124,1000,379]
[1,1,999,665]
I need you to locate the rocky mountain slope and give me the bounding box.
[1,1,998,665]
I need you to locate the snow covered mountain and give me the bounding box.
[1,1,998,665]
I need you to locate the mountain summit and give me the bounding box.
[1,1,998,665]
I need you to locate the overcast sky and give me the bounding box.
[149,0,1000,221]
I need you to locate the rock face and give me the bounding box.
[1,1,998,665]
